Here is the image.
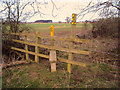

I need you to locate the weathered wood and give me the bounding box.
[67,24,76,74]
[11,29,90,74]
[11,47,49,59]
[49,51,56,62]
[51,37,54,46]
[58,57,86,67]
[12,39,89,55]
[67,52,72,73]
[49,50,57,72]
[35,32,40,63]
[11,46,88,67]
[50,25,57,72]
[68,40,74,74]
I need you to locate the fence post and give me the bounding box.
[35,32,40,63]
[49,25,57,72]
[67,14,77,74]
[24,30,29,61]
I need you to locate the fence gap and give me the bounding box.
[24,30,29,61]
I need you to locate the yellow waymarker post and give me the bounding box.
[50,25,54,37]
[49,25,57,72]
[68,14,77,74]
[50,25,54,46]
[71,14,77,25]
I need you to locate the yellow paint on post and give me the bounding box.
[50,25,54,46]
[35,32,40,63]
[50,25,54,36]
[23,30,29,61]
[72,13,77,25]
[68,13,77,74]
[50,25,56,72]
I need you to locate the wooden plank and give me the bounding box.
[11,47,87,67]
[68,52,72,73]
[58,57,86,67]
[67,25,76,74]
[49,50,57,72]
[11,47,49,59]
[12,39,89,55]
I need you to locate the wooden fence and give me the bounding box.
[10,30,90,73]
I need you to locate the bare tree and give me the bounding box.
[65,17,71,23]
[77,0,120,20]
[1,0,65,33]
[1,0,40,33]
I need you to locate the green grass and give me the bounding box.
[26,23,92,32]
[27,23,83,28]
[99,63,116,72]
[2,60,118,88]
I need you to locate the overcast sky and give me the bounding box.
[25,0,101,22]
[0,0,102,22]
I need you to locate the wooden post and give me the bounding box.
[67,14,77,74]
[50,50,57,72]
[35,32,40,63]
[23,30,29,61]
[49,25,57,72]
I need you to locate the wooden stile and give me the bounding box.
[11,23,90,74]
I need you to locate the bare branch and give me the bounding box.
[77,0,119,20]
[35,0,45,17]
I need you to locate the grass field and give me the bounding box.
[26,23,92,33]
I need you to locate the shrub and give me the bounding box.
[91,17,119,38]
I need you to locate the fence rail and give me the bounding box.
[12,39,89,55]
[10,31,90,73]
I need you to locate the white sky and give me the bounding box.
[25,0,100,22]
[0,0,101,22]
